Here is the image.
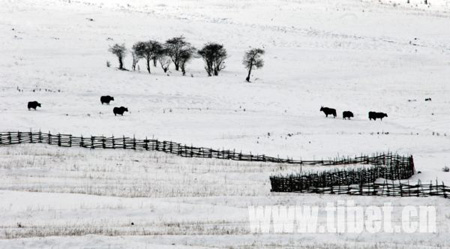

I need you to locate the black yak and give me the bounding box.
[27,101,41,110]
[320,106,336,118]
[343,111,354,120]
[425,98,432,101]
[113,106,128,116]
[100,95,114,105]
[368,111,388,121]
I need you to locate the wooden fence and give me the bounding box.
[301,180,450,198]
[0,131,400,166]
[270,154,415,191]
[270,154,450,199]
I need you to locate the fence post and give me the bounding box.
[399,182,403,197]
[48,132,51,145]
[133,136,136,150]
[177,143,182,155]
[443,181,447,198]
[123,136,126,149]
[69,135,72,147]
[57,134,61,146]
[29,131,33,143]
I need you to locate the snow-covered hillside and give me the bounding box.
[1,0,450,248]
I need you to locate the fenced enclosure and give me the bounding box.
[270,154,450,199]
[270,154,415,192]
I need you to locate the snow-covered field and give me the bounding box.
[1,0,450,247]
[1,144,449,248]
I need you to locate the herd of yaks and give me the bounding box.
[320,106,388,120]
[27,99,387,120]
[27,95,129,116]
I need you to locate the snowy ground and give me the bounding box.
[1,0,450,247]
[0,145,450,248]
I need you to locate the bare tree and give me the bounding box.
[243,48,265,82]
[198,43,227,76]
[158,51,172,73]
[131,51,139,71]
[132,42,147,72]
[131,42,144,71]
[165,36,190,71]
[108,44,127,70]
[179,46,196,76]
[158,57,171,73]
[133,40,162,74]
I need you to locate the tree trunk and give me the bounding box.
[132,59,136,71]
[174,63,179,71]
[246,61,253,82]
[160,61,168,73]
[118,57,123,70]
[153,57,157,67]
[146,58,151,74]
[181,63,186,76]
[246,67,252,82]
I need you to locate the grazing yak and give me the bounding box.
[320,106,337,118]
[100,95,114,105]
[368,111,388,121]
[343,111,354,120]
[113,106,128,116]
[27,101,41,110]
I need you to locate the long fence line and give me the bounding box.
[0,131,397,166]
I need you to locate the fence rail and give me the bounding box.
[285,180,450,198]
[0,131,397,166]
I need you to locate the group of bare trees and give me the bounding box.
[108,36,195,76]
[130,37,196,76]
[109,36,265,82]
